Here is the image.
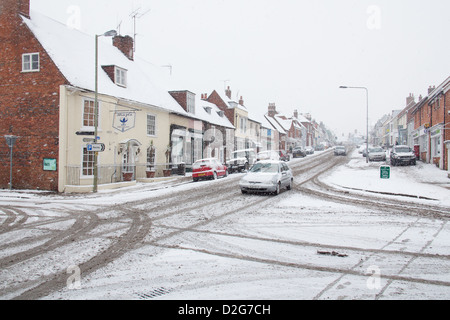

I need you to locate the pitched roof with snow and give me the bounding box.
[194,97,235,129]
[22,11,187,115]
[264,115,286,134]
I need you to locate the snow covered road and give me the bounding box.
[0,149,449,300]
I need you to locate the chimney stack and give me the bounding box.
[239,96,244,106]
[113,35,134,61]
[0,0,30,19]
[268,103,277,117]
[406,93,415,106]
[428,86,436,95]
[293,109,298,119]
[225,86,232,99]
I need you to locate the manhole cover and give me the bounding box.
[135,287,172,300]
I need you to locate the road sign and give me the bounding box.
[83,138,96,143]
[87,143,106,152]
[380,166,391,179]
[4,135,18,147]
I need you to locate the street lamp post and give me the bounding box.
[93,30,117,193]
[339,86,369,163]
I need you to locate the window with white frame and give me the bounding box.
[240,118,247,133]
[115,67,127,87]
[82,147,95,176]
[187,92,195,114]
[147,146,156,170]
[147,114,156,136]
[22,53,40,72]
[83,99,97,128]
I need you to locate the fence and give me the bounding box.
[65,163,188,186]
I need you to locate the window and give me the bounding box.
[82,147,95,176]
[115,67,127,87]
[240,118,247,133]
[22,53,40,72]
[83,99,96,128]
[187,92,195,114]
[147,146,156,170]
[147,114,156,136]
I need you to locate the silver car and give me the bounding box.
[239,161,293,195]
[368,146,386,162]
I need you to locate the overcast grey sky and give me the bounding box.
[31,0,450,137]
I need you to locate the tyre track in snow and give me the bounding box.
[146,151,450,298]
[294,152,450,298]
[1,171,263,299]
[14,154,336,299]
[3,150,448,299]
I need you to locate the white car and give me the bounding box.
[257,150,280,161]
[226,149,257,173]
[239,161,293,195]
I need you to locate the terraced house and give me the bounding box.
[372,75,450,176]
[0,0,234,192]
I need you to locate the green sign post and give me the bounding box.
[380,166,391,179]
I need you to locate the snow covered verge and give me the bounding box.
[321,150,450,207]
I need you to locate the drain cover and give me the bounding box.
[136,287,172,300]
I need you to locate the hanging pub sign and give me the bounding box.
[113,111,136,133]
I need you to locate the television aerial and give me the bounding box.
[129,7,151,52]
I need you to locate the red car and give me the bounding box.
[192,158,228,182]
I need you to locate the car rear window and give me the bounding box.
[193,160,211,169]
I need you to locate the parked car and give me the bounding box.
[257,150,280,161]
[305,146,315,155]
[277,150,290,161]
[292,146,306,158]
[367,146,386,162]
[315,144,325,151]
[239,160,293,195]
[334,146,347,156]
[390,145,416,166]
[226,149,257,173]
[192,158,228,181]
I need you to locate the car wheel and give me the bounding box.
[224,170,229,178]
[241,189,247,194]
[287,178,293,190]
[273,182,281,195]
[193,178,199,182]
[213,172,217,180]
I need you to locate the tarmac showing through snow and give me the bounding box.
[0,149,449,300]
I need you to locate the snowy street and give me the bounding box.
[0,149,449,300]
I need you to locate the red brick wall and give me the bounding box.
[169,91,188,112]
[0,10,68,191]
[207,90,235,126]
